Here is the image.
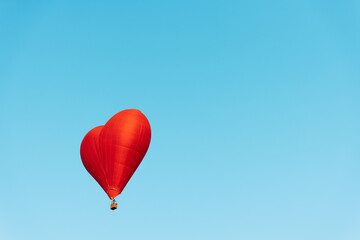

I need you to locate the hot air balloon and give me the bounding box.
[80,109,151,210]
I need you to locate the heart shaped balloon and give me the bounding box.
[80,109,151,200]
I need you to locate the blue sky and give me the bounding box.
[1,0,359,239]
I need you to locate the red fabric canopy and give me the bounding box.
[80,109,151,200]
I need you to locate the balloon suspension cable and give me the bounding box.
[110,199,117,211]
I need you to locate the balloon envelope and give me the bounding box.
[80,109,151,200]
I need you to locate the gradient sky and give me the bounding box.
[1,1,360,239]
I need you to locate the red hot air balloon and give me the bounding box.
[80,109,151,210]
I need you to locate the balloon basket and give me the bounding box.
[110,199,117,210]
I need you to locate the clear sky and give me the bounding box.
[1,0,359,239]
